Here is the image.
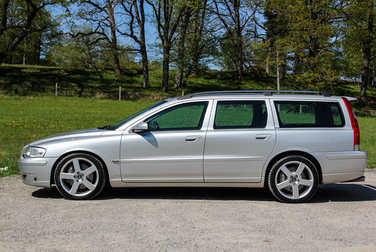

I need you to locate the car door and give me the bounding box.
[204,99,276,183]
[120,101,211,182]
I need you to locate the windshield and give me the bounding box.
[109,100,168,130]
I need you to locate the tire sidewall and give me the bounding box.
[268,155,319,203]
[54,153,107,200]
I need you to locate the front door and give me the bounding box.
[120,101,210,182]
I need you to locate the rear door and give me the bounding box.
[203,99,276,182]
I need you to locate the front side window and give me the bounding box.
[214,101,267,129]
[274,101,345,128]
[111,100,168,130]
[145,102,208,131]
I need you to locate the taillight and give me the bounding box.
[342,97,360,151]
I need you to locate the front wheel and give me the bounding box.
[268,155,319,203]
[54,153,107,200]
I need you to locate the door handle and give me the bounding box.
[256,134,272,140]
[185,136,202,142]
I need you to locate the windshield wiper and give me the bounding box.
[97,125,112,130]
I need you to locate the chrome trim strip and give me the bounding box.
[326,152,368,160]
[119,157,202,164]
[204,156,264,162]
[19,159,47,166]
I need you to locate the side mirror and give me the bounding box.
[132,122,149,133]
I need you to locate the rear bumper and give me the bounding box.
[312,151,367,184]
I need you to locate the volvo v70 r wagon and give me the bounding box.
[19,91,368,203]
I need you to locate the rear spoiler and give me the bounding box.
[344,97,357,102]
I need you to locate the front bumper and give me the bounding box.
[19,157,58,188]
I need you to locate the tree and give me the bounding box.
[173,5,192,89]
[173,0,213,87]
[146,0,186,91]
[344,0,376,104]
[212,0,258,88]
[74,0,122,76]
[119,0,150,88]
[260,0,346,91]
[0,0,64,65]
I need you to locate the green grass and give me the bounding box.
[0,96,155,177]
[358,116,376,168]
[1,64,375,177]
[1,95,375,178]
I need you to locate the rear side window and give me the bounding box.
[274,101,344,128]
[214,101,267,129]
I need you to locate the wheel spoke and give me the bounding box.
[280,165,292,177]
[277,180,290,190]
[69,181,80,195]
[295,163,305,176]
[60,173,75,180]
[292,185,300,199]
[300,178,313,187]
[83,165,97,176]
[72,158,81,173]
[83,180,95,191]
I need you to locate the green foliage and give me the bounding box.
[0,0,67,64]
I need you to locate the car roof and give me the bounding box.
[175,90,342,101]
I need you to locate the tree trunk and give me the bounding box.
[191,0,207,77]
[234,0,243,88]
[140,46,150,89]
[360,44,371,105]
[107,1,121,76]
[137,0,150,88]
[175,9,191,90]
[161,44,170,92]
[359,2,374,105]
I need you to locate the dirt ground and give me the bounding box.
[1,170,376,252]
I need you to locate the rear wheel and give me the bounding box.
[54,153,107,200]
[268,155,319,203]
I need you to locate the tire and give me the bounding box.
[268,155,319,203]
[54,153,107,200]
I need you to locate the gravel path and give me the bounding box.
[1,170,376,252]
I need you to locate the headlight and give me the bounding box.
[23,146,46,158]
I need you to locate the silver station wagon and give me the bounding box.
[19,91,368,203]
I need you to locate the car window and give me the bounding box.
[214,101,267,129]
[111,100,168,130]
[145,102,208,131]
[274,101,345,127]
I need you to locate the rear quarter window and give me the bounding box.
[274,101,345,128]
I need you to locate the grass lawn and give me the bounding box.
[1,64,375,177]
[0,95,375,178]
[0,96,155,177]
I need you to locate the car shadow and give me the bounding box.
[311,183,376,203]
[31,183,376,203]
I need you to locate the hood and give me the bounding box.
[28,128,106,147]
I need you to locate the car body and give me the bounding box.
[19,90,368,202]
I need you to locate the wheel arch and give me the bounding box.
[50,150,110,187]
[264,151,322,187]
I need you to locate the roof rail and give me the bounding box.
[178,90,331,100]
